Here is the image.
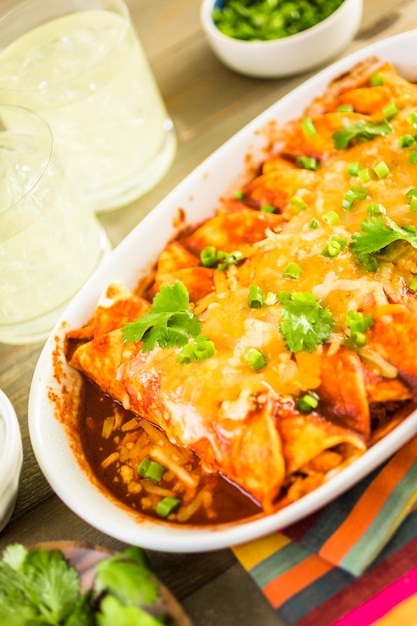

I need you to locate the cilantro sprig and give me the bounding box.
[332,119,392,150]
[279,292,335,353]
[350,216,417,270]
[122,282,202,352]
[0,544,163,625]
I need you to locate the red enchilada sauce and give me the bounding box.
[78,376,262,525]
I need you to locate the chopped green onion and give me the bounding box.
[347,161,360,176]
[228,250,243,263]
[296,391,320,413]
[156,497,180,518]
[176,344,196,364]
[350,331,367,347]
[296,155,318,171]
[383,101,399,119]
[406,188,417,213]
[399,134,415,148]
[217,249,244,270]
[342,185,367,211]
[290,195,307,212]
[323,210,340,225]
[366,202,386,215]
[261,203,275,213]
[358,167,371,183]
[137,458,165,482]
[409,278,417,292]
[248,284,264,308]
[353,185,368,200]
[301,118,317,138]
[342,189,357,211]
[177,335,216,364]
[211,0,344,42]
[234,189,244,200]
[370,72,384,86]
[203,248,244,271]
[244,348,267,371]
[200,246,217,267]
[346,310,373,347]
[310,219,319,229]
[326,239,344,257]
[283,262,302,279]
[137,458,150,476]
[346,310,373,333]
[322,235,347,258]
[409,150,417,164]
[194,339,216,360]
[337,104,354,112]
[407,112,417,128]
[373,160,390,179]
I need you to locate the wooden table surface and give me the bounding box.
[2,1,417,624]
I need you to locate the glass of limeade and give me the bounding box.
[0,0,177,213]
[0,104,110,345]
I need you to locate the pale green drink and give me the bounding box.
[0,3,176,212]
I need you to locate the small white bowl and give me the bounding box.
[0,390,23,531]
[200,0,363,78]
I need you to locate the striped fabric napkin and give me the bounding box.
[233,435,417,626]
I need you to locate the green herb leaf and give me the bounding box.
[0,544,165,626]
[97,594,162,626]
[279,292,334,353]
[95,547,158,608]
[332,119,392,150]
[64,591,95,626]
[350,216,417,265]
[0,545,81,625]
[122,282,202,352]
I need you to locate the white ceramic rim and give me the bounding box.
[29,29,417,553]
[0,390,23,482]
[201,0,360,49]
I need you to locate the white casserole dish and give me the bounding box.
[29,29,417,553]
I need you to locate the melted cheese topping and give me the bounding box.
[69,57,417,512]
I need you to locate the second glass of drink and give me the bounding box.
[0,104,110,345]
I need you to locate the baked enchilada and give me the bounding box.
[66,57,417,524]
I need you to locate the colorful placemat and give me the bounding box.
[233,435,417,625]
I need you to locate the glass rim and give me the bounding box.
[0,0,132,94]
[0,103,54,212]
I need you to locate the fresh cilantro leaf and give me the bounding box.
[122,282,202,352]
[279,292,334,353]
[0,546,81,625]
[0,563,37,625]
[2,543,27,570]
[21,549,81,624]
[63,591,95,626]
[332,119,392,149]
[95,547,158,608]
[97,594,162,626]
[150,280,190,313]
[350,216,417,269]
[0,544,168,626]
